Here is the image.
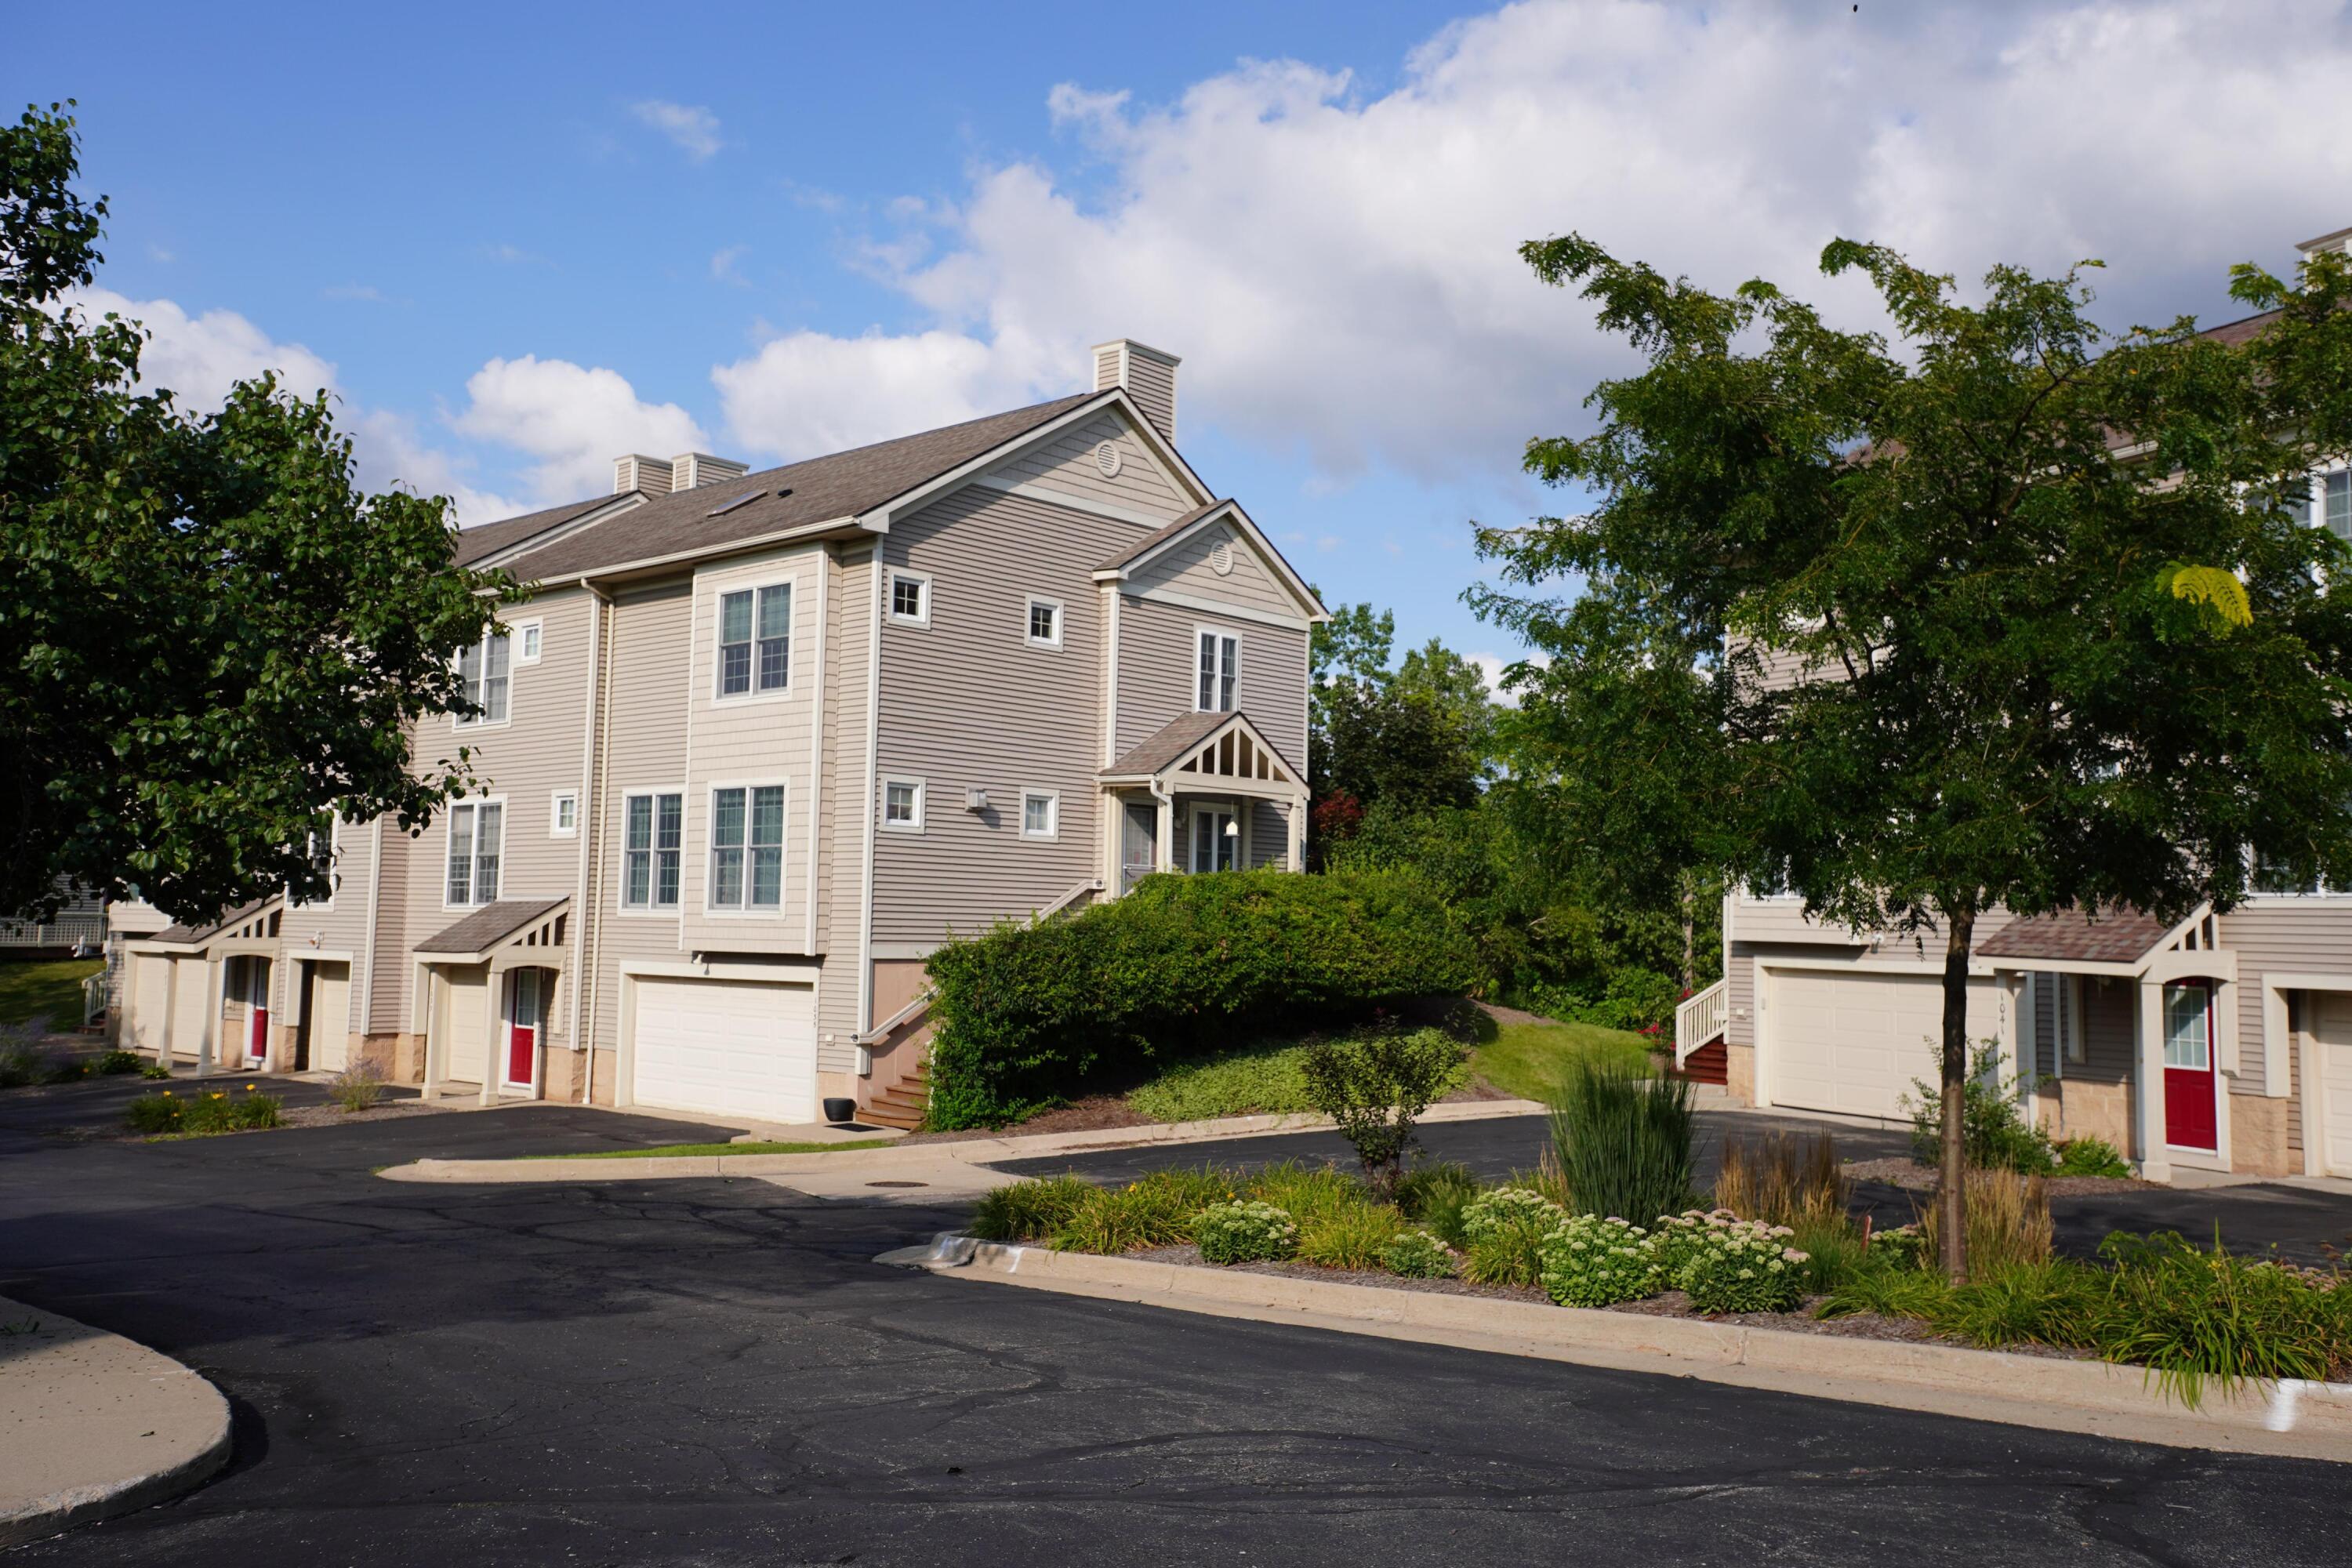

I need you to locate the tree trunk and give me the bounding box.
[1937,902,1976,1283]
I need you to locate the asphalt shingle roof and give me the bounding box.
[451,496,628,568]
[1976,907,2172,965]
[414,898,568,956]
[1101,711,1238,778]
[151,896,279,946]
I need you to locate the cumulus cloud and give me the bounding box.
[631,100,724,161]
[452,355,708,501]
[712,0,2352,487]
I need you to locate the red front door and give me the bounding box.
[505,969,540,1089]
[247,960,270,1066]
[2161,981,2218,1151]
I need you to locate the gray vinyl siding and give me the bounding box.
[2216,898,2352,1148]
[1127,521,1304,623]
[278,811,376,1033]
[996,411,1188,519]
[1116,596,1309,776]
[2080,978,2135,1084]
[1721,908,2016,1052]
[1247,800,1293,869]
[677,543,825,957]
[587,579,693,1054]
[2034,972,2056,1078]
[1124,354,1178,441]
[870,485,1138,947]
[817,544,875,1051]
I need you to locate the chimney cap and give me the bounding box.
[2297,224,2352,256]
[670,452,750,490]
[1091,337,1181,367]
[613,454,675,496]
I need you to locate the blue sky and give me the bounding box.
[13,1,2352,691]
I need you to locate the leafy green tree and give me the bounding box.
[1475,233,2352,1278]
[1308,597,1493,837]
[1,103,501,923]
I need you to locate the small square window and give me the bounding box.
[889,572,930,626]
[1026,597,1062,648]
[1021,791,1058,840]
[883,779,924,829]
[550,792,578,836]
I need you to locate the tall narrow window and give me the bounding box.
[749,786,784,906]
[448,805,474,905]
[445,801,502,906]
[757,585,790,690]
[717,584,792,695]
[456,632,512,725]
[474,802,503,902]
[1196,630,1239,712]
[622,792,683,909]
[2328,471,2351,543]
[718,590,754,695]
[297,816,336,905]
[713,785,786,908]
[710,788,746,906]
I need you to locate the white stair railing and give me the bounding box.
[1674,979,1728,1068]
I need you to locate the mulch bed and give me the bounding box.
[1119,1241,2094,1359]
[1842,1156,2158,1197]
[898,1094,1156,1145]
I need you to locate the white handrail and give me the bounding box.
[1674,979,1728,1066]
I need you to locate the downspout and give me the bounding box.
[575,579,612,1102]
[804,545,828,954]
[855,529,887,1035]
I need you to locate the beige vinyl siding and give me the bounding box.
[1722,908,2016,1052]
[367,830,410,1032]
[996,411,1188,519]
[1116,595,1309,776]
[588,579,694,1055]
[2216,898,2352,1149]
[1127,521,1304,623]
[870,485,1137,947]
[1246,800,1293,869]
[678,544,825,956]
[2034,971,2057,1078]
[278,812,373,1034]
[816,544,875,1049]
[1124,354,1178,440]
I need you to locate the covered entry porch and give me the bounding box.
[119,896,286,1076]
[1098,710,1308,892]
[414,898,570,1105]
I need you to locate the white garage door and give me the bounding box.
[441,965,491,1086]
[1766,968,2001,1119]
[630,977,817,1125]
[129,953,173,1056]
[2313,993,2352,1179]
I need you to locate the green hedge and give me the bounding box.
[924,869,1479,1129]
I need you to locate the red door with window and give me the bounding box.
[505,969,541,1089]
[246,960,270,1067]
[2161,981,2218,1151]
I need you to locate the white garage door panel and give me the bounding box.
[443,966,491,1086]
[2314,993,2352,1180]
[130,955,172,1056]
[169,958,212,1060]
[1769,969,2000,1120]
[631,978,817,1125]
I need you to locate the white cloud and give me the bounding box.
[713,0,2352,488]
[631,100,724,161]
[710,244,750,287]
[1467,650,1548,706]
[322,283,403,304]
[67,287,519,524]
[453,354,708,501]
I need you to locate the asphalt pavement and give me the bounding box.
[0,1089,2347,1564]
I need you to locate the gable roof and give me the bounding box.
[1976,907,2174,965]
[1101,707,1301,783]
[414,897,568,959]
[1094,498,1327,622]
[1102,711,1232,779]
[481,393,1100,581]
[151,895,281,946]
[452,495,635,568]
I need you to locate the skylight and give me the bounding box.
[706,489,764,518]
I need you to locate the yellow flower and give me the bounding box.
[245,1083,256,1091]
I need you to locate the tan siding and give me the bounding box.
[997,411,1187,518]
[1246,800,1294,869]
[818,546,875,1048]
[2216,898,2352,1148]
[1116,595,1309,777]
[368,828,412,1030]
[588,580,694,1055]
[279,811,374,1033]
[871,487,1127,947]
[2079,978,2136,1085]
[1127,521,1304,622]
[1722,906,2017,1052]
[1124,354,1178,440]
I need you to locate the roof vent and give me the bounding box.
[613,454,674,496]
[1091,339,1181,443]
[672,452,749,490]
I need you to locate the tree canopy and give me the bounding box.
[1,103,502,923]
[1475,233,2352,1274]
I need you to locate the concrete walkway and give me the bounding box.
[0,1294,230,1548]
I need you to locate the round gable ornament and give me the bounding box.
[1095,441,1123,477]
[1209,539,1234,575]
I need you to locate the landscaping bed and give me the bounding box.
[1843,1156,2157,1198]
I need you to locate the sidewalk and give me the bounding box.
[376,1097,1552,1189]
[0,1294,230,1548]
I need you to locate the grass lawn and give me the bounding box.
[528,1138,897,1160]
[0,958,102,1029]
[1467,1019,1655,1102]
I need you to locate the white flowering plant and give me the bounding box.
[1677,1219,1809,1314]
[1459,1185,1567,1244]
[1867,1222,1929,1272]
[1536,1214,1664,1308]
[1652,1208,1747,1283]
[1194,1200,1298,1265]
[1381,1229,1456,1279]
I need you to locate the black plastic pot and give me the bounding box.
[822,1096,858,1126]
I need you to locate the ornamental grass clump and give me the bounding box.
[1918,1167,2053,1274]
[1194,1201,1298,1265]
[1050,1167,1231,1254]
[1547,1058,1694,1223]
[969,1174,1097,1242]
[1711,1131,1846,1230]
[328,1059,387,1112]
[1458,1185,1568,1288]
[1678,1220,1810,1315]
[1537,1214,1662,1308]
[1394,1162,1480,1247]
[1381,1229,1455,1279]
[1296,1201,1408,1270]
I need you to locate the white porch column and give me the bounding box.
[2135,976,2172,1183]
[478,970,501,1106]
[1289,792,1308,870]
[1155,793,1174,873]
[420,971,444,1098]
[196,957,223,1080]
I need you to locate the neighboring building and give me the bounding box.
[1676,227,2352,1185]
[119,341,1326,1127]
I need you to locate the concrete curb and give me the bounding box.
[0,1295,232,1548]
[376,1098,1551,1184]
[880,1237,2352,1465]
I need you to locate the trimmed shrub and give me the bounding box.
[1300,1025,1468,1196]
[2055,1135,2131,1178]
[969,1175,1097,1242]
[1195,1200,1299,1265]
[1903,1043,2056,1174]
[91,1049,144,1076]
[1678,1220,1809,1315]
[1296,1201,1408,1270]
[1381,1229,1455,1279]
[1537,1215,1662,1307]
[1547,1059,1694,1221]
[923,870,1479,1129]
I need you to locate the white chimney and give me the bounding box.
[671,452,749,490]
[2297,225,2352,260]
[1092,339,1181,443]
[613,454,674,496]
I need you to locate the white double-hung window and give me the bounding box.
[1196,628,1239,712]
[622,792,683,909]
[710,785,786,909]
[445,800,503,906]
[717,584,791,696]
[456,631,513,725]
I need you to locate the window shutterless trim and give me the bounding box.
[887,568,931,628]
[715,581,793,699]
[442,795,507,909]
[549,789,578,838]
[1025,594,1063,649]
[453,630,515,730]
[618,787,685,912]
[513,619,543,665]
[1019,788,1060,841]
[703,780,789,915]
[880,775,926,833]
[1193,623,1240,713]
